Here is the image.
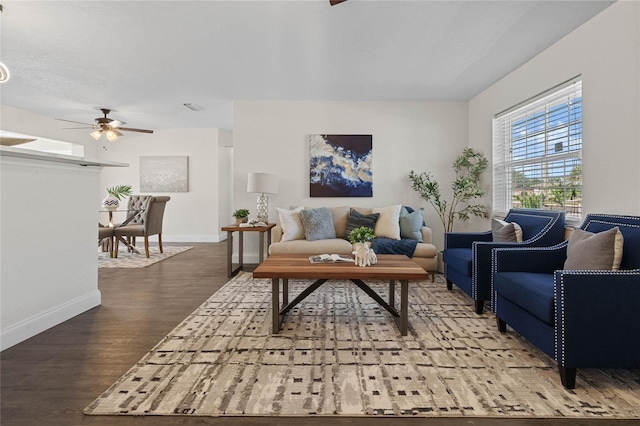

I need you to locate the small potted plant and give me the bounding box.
[233,208,250,224]
[348,226,375,245]
[348,226,376,266]
[102,184,133,211]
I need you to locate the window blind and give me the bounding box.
[493,78,582,220]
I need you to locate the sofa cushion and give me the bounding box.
[330,206,351,239]
[400,207,424,241]
[564,226,624,270]
[492,219,523,243]
[442,248,473,276]
[493,272,555,325]
[344,210,380,240]
[276,206,305,242]
[299,207,336,241]
[269,238,353,255]
[372,205,402,240]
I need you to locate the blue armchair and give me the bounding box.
[443,209,565,314]
[492,214,640,389]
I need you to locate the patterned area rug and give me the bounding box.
[84,272,640,418]
[98,246,193,268]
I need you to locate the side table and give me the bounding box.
[220,223,276,277]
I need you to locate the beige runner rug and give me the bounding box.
[98,246,192,268]
[85,272,640,418]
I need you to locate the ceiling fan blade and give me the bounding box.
[118,127,154,134]
[0,136,37,146]
[330,0,347,5]
[56,118,93,126]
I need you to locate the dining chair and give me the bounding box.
[114,196,170,258]
[98,225,115,257]
[123,194,152,247]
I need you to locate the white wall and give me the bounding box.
[0,104,99,159]
[233,101,469,252]
[97,129,223,242]
[218,129,234,239]
[0,154,102,350]
[468,1,640,223]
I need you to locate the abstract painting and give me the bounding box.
[309,134,372,197]
[140,156,189,192]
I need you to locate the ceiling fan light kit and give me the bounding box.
[57,108,154,142]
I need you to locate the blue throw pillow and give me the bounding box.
[343,210,380,240]
[399,207,424,241]
[299,207,336,241]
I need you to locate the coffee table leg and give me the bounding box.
[272,278,281,334]
[389,279,395,308]
[400,280,408,336]
[283,278,288,305]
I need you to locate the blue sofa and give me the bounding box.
[492,214,640,388]
[443,209,566,314]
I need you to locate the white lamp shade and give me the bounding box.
[247,172,278,194]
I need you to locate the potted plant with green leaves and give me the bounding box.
[409,148,488,273]
[348,226,376,266]
[102,184,133,211]
[348,226,375,246]
[409,148,489,233]
[233,208,250,224]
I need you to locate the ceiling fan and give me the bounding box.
[57,108,154,142]
[330,0,347,5]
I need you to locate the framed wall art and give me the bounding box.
[308,134,372,197]
[139,156,189,192]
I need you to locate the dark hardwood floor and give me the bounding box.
[1,243,638,426]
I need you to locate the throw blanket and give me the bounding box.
[371,237,418,257]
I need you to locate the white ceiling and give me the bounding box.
[0,0,613,131]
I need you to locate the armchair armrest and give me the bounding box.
[491,242,568,274]
[554,270,640,369]
[444,230,492,249]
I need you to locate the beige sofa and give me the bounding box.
[269,206,437,276]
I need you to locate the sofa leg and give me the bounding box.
[559,366,577,389]
[446,279,453,291]
[497,317,507,333]
[475,300,484,314]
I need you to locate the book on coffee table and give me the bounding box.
[309,254,354,263]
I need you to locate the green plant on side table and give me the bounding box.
[348,226,375,244]
[233,208,250,224]
[409,147,489,233]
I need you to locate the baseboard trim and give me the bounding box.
[0,290,101,351]
[163,234,223,243]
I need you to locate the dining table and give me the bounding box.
[99,209,141,257]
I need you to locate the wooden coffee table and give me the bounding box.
[252,253,429,336]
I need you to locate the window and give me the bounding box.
[493,78,582,222]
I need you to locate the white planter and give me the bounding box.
[101,194,119,211]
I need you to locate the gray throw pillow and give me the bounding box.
[492,218,523,243]
[343,210,380,240]
[399,207,424,241]
[299,207,336,241]
[564,227,624,270]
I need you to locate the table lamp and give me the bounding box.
[247,172,278,223]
